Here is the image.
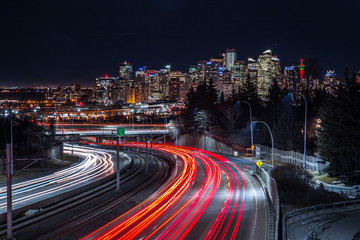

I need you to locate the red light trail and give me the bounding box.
[82,143,247,239]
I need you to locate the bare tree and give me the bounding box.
[216,101,242,129]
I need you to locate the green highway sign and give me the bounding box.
[117,128,125,136]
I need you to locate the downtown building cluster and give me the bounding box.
[0,49,352,110]
[95,49,344,106]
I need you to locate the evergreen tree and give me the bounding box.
[260,78,288,145]
[317,79,360,175]
[237,74,261,117]
[180,78,219,134]
[272,98,303,150]
[185,87,195,110]
[266,78,285,108]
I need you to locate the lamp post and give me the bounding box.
[292,93,307,169]
[10,111,13,175]
[238,101,254,159]
[253,121,274,168]
[150,118,153,161]
[164,115,167,144]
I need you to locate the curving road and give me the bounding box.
[0,145,115,214]
[83,144,268,240]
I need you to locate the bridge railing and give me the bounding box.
[283,199,360,240]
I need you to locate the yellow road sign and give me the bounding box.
[256,160,263,167]
[251,145,255,149]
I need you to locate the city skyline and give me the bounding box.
[0,49,344,89]
[1,0,360,87]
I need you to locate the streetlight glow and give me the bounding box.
[253,120,274,168]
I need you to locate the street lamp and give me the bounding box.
[253,121,274,168]
[237,101,254,159]
[164,115,167,144]
[290,93,307,169]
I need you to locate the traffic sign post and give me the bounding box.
[117,128,125,137]
[251,145,255,159]
[117,128,125,151]
[256,160,263,174]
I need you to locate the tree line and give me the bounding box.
[180,68,360,176]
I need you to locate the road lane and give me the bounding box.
[0,145,115,214]
[83,145,269,240]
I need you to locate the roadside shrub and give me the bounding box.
[271,164,343,206]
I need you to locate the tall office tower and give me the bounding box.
[179,73,191,103]
[119,61,133,102]
[119,61,133,79]
[188,66,198,89]
[197,61,207,83]
[135,68,147,103]
[168,71,182,101]
[283,66,298,91]
[196,61,221,87]
[218,70,234,100]
[95,76,120,105]
[232,60,246,87]
[224,48,237,71]
[206,61,221,89]
[247,57,260,86]
[254,50,281,96]
[158,69,169,97]
[322,70,340,93]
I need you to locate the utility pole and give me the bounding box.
[62,116,64,162]
[164,115,167,144]
[72,119,74,155]
[116,138,120,191]
[10,113,13,175]
[145,137,148,172]
[150,118,153,161]
[123,133,126,151]
[42,116,45,167]
[6,144,12,240]
[136,134,139,152]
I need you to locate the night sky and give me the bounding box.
[1,0,359,87]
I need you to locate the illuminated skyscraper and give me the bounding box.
[224,49,237,71]
[119,61,133,79]
[254,50,281,96]
[169,71,182,101]
[95,76,120,105]
[232,60,246,86]
[322,70,340,93]
[119,61,133,102]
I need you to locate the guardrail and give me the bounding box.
[255,145,329,172]
[282,199,360,240]
[256,167,280,240]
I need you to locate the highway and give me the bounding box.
[83,144,268,240]
[57,129,169,136]
[1,122,269,240]
[0,145,115,215]
[53,123,170,136]
[2,149,172,239]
